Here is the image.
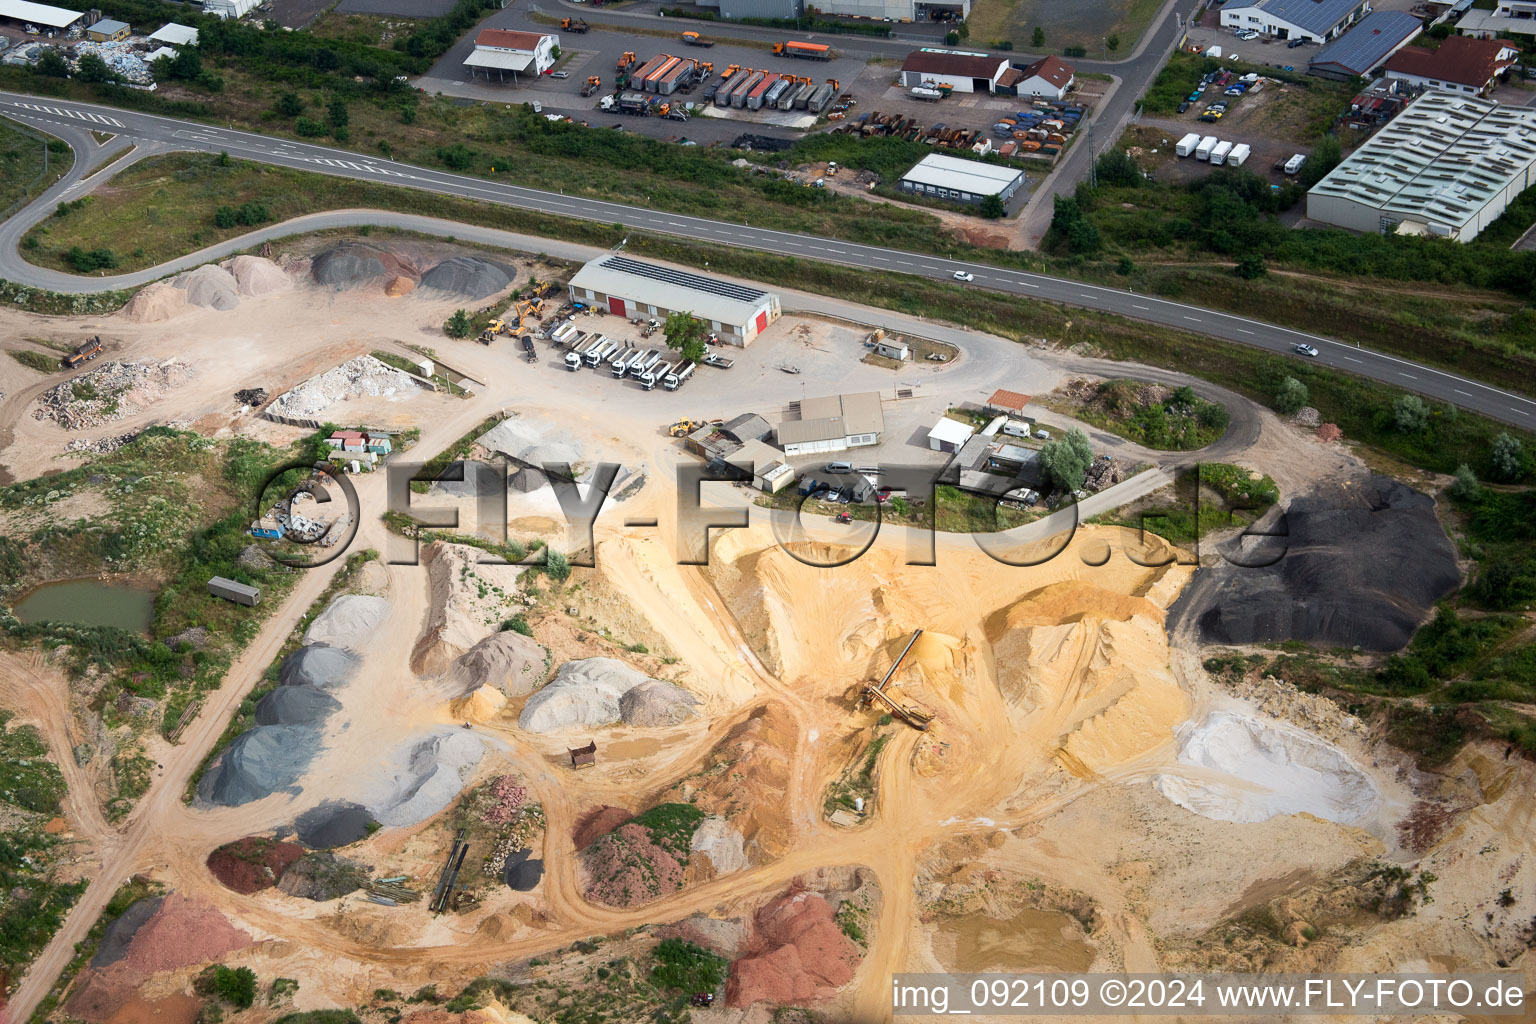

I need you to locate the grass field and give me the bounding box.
[0,117,71,217]
[966,0,1164,53]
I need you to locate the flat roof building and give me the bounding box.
[464,28,559,81]
[86,17,128,40]
[1220,0,1369,43]
[569,255,780,345]
[1307,90,1536,242]
[1458,2,1536,40]
[900,48,1009,94]
[927,416,975,453]
[778,392,885,455]
[0,0,83,31]
[1308,11,1422,80]
[899,153,1024,208]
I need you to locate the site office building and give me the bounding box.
[568,255,780,345]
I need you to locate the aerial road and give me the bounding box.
[0,89,1532,428]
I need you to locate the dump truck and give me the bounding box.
[663,361,695,390]
[680,30,713,47]
[62,336,103,369]
[610,347,639,376]
[565,336,596,370]
[640,359,674,391]
[581,75,602,96]
[585,337,619,367]
[629,350,663,379]
[774,40,831,60]
[618,91,651,114]
[617,51,637,73]
[560,16,589,32]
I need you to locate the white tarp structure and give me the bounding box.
[148,22,198,45]
[0,0,84,29]
[463,49,534,73]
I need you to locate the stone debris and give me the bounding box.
[33,360,193,430]
[64,431,139,455]
[68,39,157,86]
[268,356,425,419]
[1083,455,1123,493]
[234,388,269,408]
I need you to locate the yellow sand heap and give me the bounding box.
[450,684,507,723]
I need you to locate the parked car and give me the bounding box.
[550,70,569,78]
[1293,343,1319,357]
[825,461,853,473]
[1287,37,1308,48]
[953,270,974,282]
[1178,100,1190,113]
[1187,89,1204,102]
[1034,429,1051,440]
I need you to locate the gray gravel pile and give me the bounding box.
[303,594,389,654]
[619,679,701,727]
[519,657,696,732]
[277,644,360,690]
[204,724,323,806]
[311,243,387,288]
[293,801,378,849]
[173,264,241,311]
[448,630,546,698]
[255,685,342,726]
[1177,476,1459,651]
[419,256,515,300]
[359,728,484,827]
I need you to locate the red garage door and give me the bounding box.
[609,296,626,317]
[755,311,768,333]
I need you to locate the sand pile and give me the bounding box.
[172,264,241,310]
[1154,711,1380,824]
[304,594,389,654]
[726,887,862,1008]
[666,704,792,861]
[293,800,377,848]
[119,281,189,323]
[451,684,507,723]
[204,724,323,806]
[33,359,194,430]
[255,685,341,726]
[268,356,425,419]
[206,836,306,894]
[276,850,370,901]
[520,658,697,733]
[448,629,546,697]
[412,543,522,676]
[220,255,292,297]
[66,894,254,1021]
[1179,476,1459,651]
[420,256,516,300]
[690,816,747,877]
[619,679,701,726]
[360,728,484,827]
[277,643,360,689]
[580,821,688,907]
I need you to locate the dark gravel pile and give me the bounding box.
[502,848,544,892]
[90,896,164,967]
[204,725,323,806]
[277,644,359,690]
[1175,476,1459,651]
[311,243,386,288]
[255,685,341,726]
[419,256,516,300]
[293,800,377,849]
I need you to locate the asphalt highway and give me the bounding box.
[1,90,1532,427]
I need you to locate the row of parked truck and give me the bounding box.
[1175,132,1251,166]
[710,66,837,113]
[551,322,698,390]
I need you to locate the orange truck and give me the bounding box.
[773,40,831,60]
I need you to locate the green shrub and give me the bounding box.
[649,938,727,993]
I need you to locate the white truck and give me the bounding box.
[585,337,618,368]
[1175,132,1200,157]
[1195,136,1218,161]
[610,347,639,376]
[1210,140,1234,166]
[1227,142,1251,167]
[564,337,594,370]
[662,360,695,391]
[640,359,674,391]
[628,350,661,379]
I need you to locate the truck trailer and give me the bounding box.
[732,70,765,108]
[1209,140,1234,166]
[763,76,791,109]
[747,73,780,111]
[1195,135,1217,161]
[644,56,682,92]
[656,58,695,95]
[774,40,830,60]
[1175,132,1200,157]
[1227,142,1251,166]
[805,82,835,114]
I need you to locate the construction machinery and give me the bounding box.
[774,40,831,60]
[617,51,637,72]
[680,30,714,46]
[581,74,602,96]
[560,16,590,31]
[62,336,103,368]
[521,335,537,362]
[857,629,936,730]
[668,417,702,437]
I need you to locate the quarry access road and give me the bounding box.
[1,91,1533,430]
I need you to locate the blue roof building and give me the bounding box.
[1309,11,1422,79]
[1220,0,1371,43]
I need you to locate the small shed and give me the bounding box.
[86,17,129,41]
[927,417,976,453]
[756,460,794,493]
[250,515,285,541]
[568,740,597,769]
[364,431,392,454]
[208,576,260,606]
[873,338,910,361]
[328,430,365,453]
[148,21,198,45]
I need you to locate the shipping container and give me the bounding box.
[1195,135,1218,161]
[644,55,682,92]
[1175,132,1200,157]
[734,70,765,109]
[656,57,695,95]
[208,576,260,606]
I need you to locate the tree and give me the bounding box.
[33,48,69,77]
[1066,218,1100,256]
[76,52,117,83]
[1490,432,1527,482]
[1449,464,1481,502]
[1298,134,1342,189]
[212,967,256,1009]
[1274,376,1309,414]
[327,98,349,128]
[1235,254,1266,279]
[945,30,960,45]
[1031,26,1045,47]
[662,309,708,364]
[214,205,238,228]
[1038,428,1093,493]
[295,117,327,137]
[1106,33,1120,52]
[1094,149,1141,187]
[277,91,304,117]
[1116,255,1134,275]
[1391,394,1428,433]
[978,193,1005,219]
[444,309,472,339]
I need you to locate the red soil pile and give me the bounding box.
[579,822,685,908]
[665,704,793,861]
[207,836,307,894]
[66,894,254,1021]
[571,805,632,850]
[104,994,201,1024]
[726,886,861,1008]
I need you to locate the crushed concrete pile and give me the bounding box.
[689,815,747,878]
[277,850,371,901]
[1153,711,1381,825]
[268,356,426,419]
[448,629,546,697]
[580,821,688,907]
[1179,476,1459,651]
[65,894,254,1022]
[220,255,292,297]
[1083,455,1123,493]
[311,242,420,291]
[619,679,701,727]
[33,360,194,430]
[520,658,697,733]
[303,594,389,654]
[359,728,484,827]
[419,256,516,300]
[293,800,377,849]
[277,644,360,690]
[255,685,341,726]
[206,836,306,894]
[203,724,323,806]
[119,282,190,323]
[726,886,863,1008]
[412,542,523,676]
[172,264,241,310]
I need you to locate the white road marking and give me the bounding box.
[1183,316,1200,322]
[1400,372,1417,380]
[1454,389,1474,397]
[1132,303,1149,310]
[1344,356,1362,363]
[1237,328,1254,335]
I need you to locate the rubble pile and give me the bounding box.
[267,356,423,419]
[33,360,193,430]
[234,388,269,408]
[1083,456,1122,493]
[69,40,157,87]
[64,432,139,455]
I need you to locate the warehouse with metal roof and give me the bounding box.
[0,0,84,31]
[1306,91,1536,242]
[899,153,1025,207]
[777,392,885,455]
[568,255,781,345]
[1220,0,1369,43]
[1308,10,1422,80]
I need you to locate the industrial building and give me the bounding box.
[1307,10,1422,80]
[777,392,885,455]
[819,0,970,23]
[1014,55,1075,100]
[202,0,260,19]
[1219,0,1370,43]
[1306,91,1536,242]
[0,0,83,34]
[568,255,780,345]
[1458,0,1536,39]
[898,153,1025,207]
[900,48,1010,94]
[148,22,198,46]
[691,0,804,20]
[463,28,560,81]
[1384,35,1519,96]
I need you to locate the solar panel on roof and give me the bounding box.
[600,256,767,303]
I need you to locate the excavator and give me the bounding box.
[668,418,703,437]
[858,629,936,730]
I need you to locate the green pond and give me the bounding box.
[13,580,156,633]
